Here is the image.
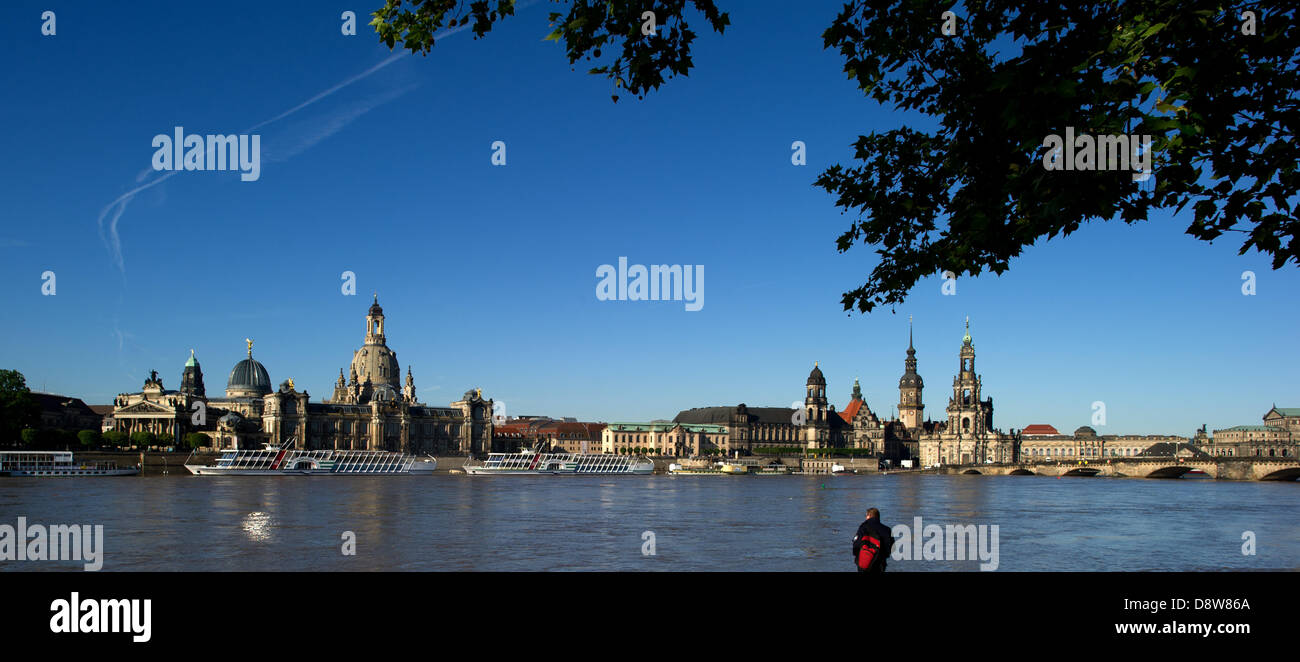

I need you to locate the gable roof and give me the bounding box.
[839,399,864,423]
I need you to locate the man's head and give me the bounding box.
[865,507,880,520]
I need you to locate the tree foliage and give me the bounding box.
[818,1,1299,311]
[373,1,1298,313]
[130,430,157,450]
[183,432,211,450]
[103,430,128,448]
[0,369,39,446]
[371,0,728,101]
[78,429,101,448]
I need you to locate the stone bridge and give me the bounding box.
[936,458,1300,481]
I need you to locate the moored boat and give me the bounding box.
[0,451,139,477]
[668,462,729,475]
[465,445,651,475]
[184,439,435,475]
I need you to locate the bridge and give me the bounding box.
[938,457,1300,481]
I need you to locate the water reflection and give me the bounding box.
[0,474,1296,571]
[241,511,273,543]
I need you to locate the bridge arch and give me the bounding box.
[1144,465,1193,479]
[1008,469,1035,476]
[961,469,982,475]
[1061,467,1101,477]
[1259,467,1300,481]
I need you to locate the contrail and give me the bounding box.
[97,21,481,273]
[247,51,410,133]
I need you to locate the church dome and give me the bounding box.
[899,373,924,388]
[1073,425,1097,438]
[807,363,826,385]
[227,357,271,396]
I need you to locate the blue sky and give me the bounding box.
[1,0,1295,436]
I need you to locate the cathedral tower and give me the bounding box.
[947,317,991,439]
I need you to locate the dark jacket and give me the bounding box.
[852,518,894,572]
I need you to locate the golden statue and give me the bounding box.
[245,338,253,357]
[287,377,295,391]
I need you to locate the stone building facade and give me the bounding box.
[111,297,493,455]
[1207,406,1300,458]
[1018,427,1189,460]
[909,320,1017,467]
[622,318,1016,466]
[602,421,730,456]
[31,393,105,433]
[493,418,607,454]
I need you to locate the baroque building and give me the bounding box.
[110,297,494,455]
[618,318,1014,465]
[913,319,1017,466]
[1207,406,1300,458]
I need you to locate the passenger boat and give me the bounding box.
[667,462,729,475]
[184,439,436,475]
[464,445,652,475]
[0,451,139,477]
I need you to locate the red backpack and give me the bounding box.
[857,533,882,570]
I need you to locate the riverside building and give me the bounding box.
[109,297,493,454]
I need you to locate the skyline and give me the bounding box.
[2,0,1297,435]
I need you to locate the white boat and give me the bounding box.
[0,451,139,477]
[667,462,729,475]
[185,439,436,476]
[465,446,652,475]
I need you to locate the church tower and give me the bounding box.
[180,349,206,399]
[947,317,991,439]
[403,366,417,403]
[365,293,386,346]
[341,295,401,397]
[898,318,923,429]
[805,362,828,424]
[804,363,829,448]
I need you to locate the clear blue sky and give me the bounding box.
[1,1,1295,436]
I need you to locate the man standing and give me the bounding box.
[852,508,894,572]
